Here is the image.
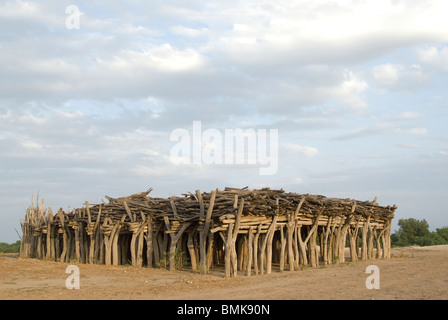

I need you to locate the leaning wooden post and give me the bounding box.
[112,215,126,266]
[300,209,323,266]
[373,226,382,259]
[337,215,354,263]
[322,216,333,265]
[104,217,123,265]
[266,199,279,274]
[361,214,371,260]
[287,197,305,271]
[196,189,205,220]
[134,220,147,267]
[88,203,102,264]
[130,223,142,266]
[199,190,216,274]
[231,198,244,277]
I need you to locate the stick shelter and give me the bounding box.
[20,187,396,277]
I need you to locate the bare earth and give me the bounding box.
[1,245,447,300]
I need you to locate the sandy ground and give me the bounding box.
[1,245,447,300]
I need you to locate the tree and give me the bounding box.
[0,241,21,253]
[391,218,429,246]
[436,227,448,242]
[391,218,448,247]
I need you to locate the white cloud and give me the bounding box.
[334,123,428,140]
[397,143,421,149]
[281,143,319,157]
[394,112,422,120]
[335,70,368,110]
[372,64,402,87]
[401,127,427,135]
[417,46,448,71]
[105,45,206,73]
[171,25,210,38]
[371,63,428,91]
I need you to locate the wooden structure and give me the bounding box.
[19,187,396,277]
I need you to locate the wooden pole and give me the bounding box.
[279,225,286,272]
[112,215,126,266]
[361,215,371,260]
[253,224,261,275]
[199,190,216,274]
[247,226,254,276]
[266,215,278,274]
[224,224,233,278]
[231,198,244,277]
[187,231,197,271]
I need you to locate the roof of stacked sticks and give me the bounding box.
[49,187,396,227]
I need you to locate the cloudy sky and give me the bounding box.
[1,0,448,242]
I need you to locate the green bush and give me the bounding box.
[0,241,21,253]
[391,218,448,247]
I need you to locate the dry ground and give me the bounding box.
[1,245,447,300]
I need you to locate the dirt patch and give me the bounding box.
[1,245,447,300]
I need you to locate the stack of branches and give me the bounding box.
[80,186,395,225]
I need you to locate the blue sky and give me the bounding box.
[1,0,447,242]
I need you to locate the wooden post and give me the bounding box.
[286,197,305,271]
[247,226,254,276]
[112,215,126,266]
[382,219,392,258]
[45,208,54,260]
[164,215,192,271]
[253,224,261,275]
[74,224,80,263]
[279,225,286,272]
[136,228,145,267]
[337,215,354,263]
[266,215,278,274]
[231,198,244,277]
[299,210,322,266]
[206,232,214,270]
[322,216,333,265]
[200,190,216,274]
[146,218,154,267]
[361,215,371,260]
[224,223,233,278]
[56,209,67,262]
[88,204,102,264]
[367,223,375,259]
[187,231,198,271]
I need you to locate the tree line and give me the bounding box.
[390,218,448,247]
[0,241,20,253]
